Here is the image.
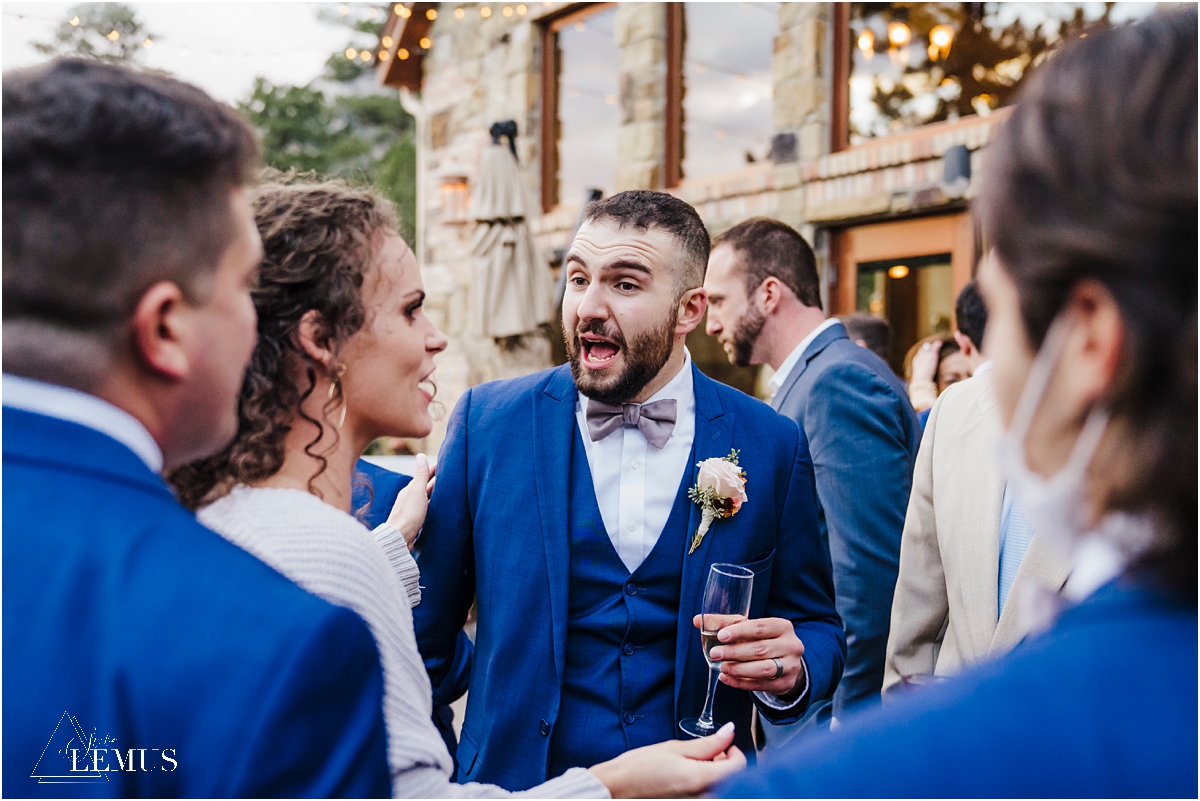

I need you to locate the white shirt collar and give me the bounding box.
[577,349,695,417]
[973,359,995,375]
[768,318,842,393]
[3,374,164,473]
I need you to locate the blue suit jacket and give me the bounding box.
[721,579,1199,797]
[771,322,921,719]
[4,408,391,798]
[414,363,845,790]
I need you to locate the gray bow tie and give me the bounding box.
[585,398,678,449]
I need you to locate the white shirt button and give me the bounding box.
[627,523,636,532]
[630,461,639,470]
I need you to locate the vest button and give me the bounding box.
[622,711,636,725]
[539,719,550,736]
[624,583,636,596]
[622,643,636,656]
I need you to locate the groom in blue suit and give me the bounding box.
[3,60,390,797]
[415,191,845,791]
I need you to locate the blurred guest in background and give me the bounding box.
[3,61,391,796]
[908,282,990,427]
[838,312,891,366]
[951,280,989,375]
[722,9,1197,796]
[705,219,920,734]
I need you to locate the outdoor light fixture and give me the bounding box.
[929,25,953,49]
[887,21,910,47]
[888,265,910,279]
[857,29,875,56]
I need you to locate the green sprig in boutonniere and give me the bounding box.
[687,449,747,554]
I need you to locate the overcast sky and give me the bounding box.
[2,2,379,103]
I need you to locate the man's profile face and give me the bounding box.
[705,243,765,368]
[172,188,262,466]
[561,219,684,404]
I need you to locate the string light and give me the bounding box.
[361,50,373,61]
[345,47,358,59]
[142,37,153,48]
[887,21,911,47]
[399,6,412,18]
[382,35,394,48]
[502,6,513,16]
[379,49,391,61]
[454,7,465,18]
[398,47,410,59]
[426,8,437,19]
[517,4,527,14]
[419,36,431,48]
[69,15,79,26]
[340,4,350,15]
[107,29,120,41]
[857,29,875,56]
[480,6,492,17]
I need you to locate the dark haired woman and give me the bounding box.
[171,179,744,798]
[722,8,1196,797]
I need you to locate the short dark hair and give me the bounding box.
[980,9,1197,599]
[954,280,988,350]
[3,59,259,389]
[712,218,821,310]
[582,190,710,293]
[838,312,890,363]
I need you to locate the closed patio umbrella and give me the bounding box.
[469,126,554,340]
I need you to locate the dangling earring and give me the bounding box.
[328,364,348,428]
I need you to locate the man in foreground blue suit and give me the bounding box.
[3,60,391,797]
[414,191,845,790]
[705,220,920,729]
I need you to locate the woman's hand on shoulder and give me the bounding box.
[385,453,436,549]
[588,722,745,798]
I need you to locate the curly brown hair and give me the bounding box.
[169,176,399,510]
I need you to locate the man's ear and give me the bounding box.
[953,330,975,358]
[131,281,192,381]
[295,309,335,369]
[758,277,785,315]
[676,287,708,336]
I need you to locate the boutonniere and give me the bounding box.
[687,449,747,554]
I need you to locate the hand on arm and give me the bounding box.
[588,721,746,798]
[385,453,436,549]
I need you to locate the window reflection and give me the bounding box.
[557,8,619,206]
[857,254,953,369]
[682,2,778,181]
[848,2,1155,143]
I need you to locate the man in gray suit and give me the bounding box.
[704,218,921,732]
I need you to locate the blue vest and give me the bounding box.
[548,428,693,776]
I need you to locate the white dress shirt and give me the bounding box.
[768,318,842,395]
[575,353,696,574]
[574,355,808,711]
[3,374,163,473]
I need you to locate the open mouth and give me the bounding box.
[580,333,621,370]
[418,370,436,402]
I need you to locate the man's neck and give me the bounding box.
[762,302,828,371]
[631,342,688,403]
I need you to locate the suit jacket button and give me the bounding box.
[622,643,636,656]
[622,711,635,725]
[539,719,550,736]
[624,583,637,596]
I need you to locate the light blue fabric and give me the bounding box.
[413,363,845,791]
[4,407,391,798]
[770,321,922,722]
[720,580,1198,798]
[997,486,1034,615]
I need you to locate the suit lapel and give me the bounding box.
[770,322,845,411]
[991,532,1072,652]
[674,366,734,712]
[532,366,577,685]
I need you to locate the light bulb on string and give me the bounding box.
[502,6,512,16]
[107,29,120,42]
[360,50,372,61]
[419,36,431,48]
[857,28,875,57]
[340,4,349,15]
[887,21,910,47]
[399,6,412,17]
[346,47,358,59]
[398,47,410,59]
[379,50,390,61]
[382,35,394,48]
[454,7,465,18]
[517,4,527,14]
[142,37,153,48]
[426,8,437,19]
[69,15,80,26]
[480,6,491,17]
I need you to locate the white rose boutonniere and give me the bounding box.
[687,449,747,554]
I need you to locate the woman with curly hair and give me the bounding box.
[170,178,745,798]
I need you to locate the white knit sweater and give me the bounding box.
[199,485,607,799]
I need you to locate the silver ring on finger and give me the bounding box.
[771,657,784,680]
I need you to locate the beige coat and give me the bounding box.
[882,371,1071,695]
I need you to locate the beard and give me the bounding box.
[565,311,676,405]
[729,302,766,367]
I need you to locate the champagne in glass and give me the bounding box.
[680,563,754,738]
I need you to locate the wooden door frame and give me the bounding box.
[827,211,975,319]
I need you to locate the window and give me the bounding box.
[679,2,778,182]
[542,5,619,211]
[847,2,1155,144]
[856,253,954,370]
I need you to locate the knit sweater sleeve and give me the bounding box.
[372,523,422,608]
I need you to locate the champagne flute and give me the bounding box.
[679,562,754,738]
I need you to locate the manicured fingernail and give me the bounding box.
[417,453,428,467]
